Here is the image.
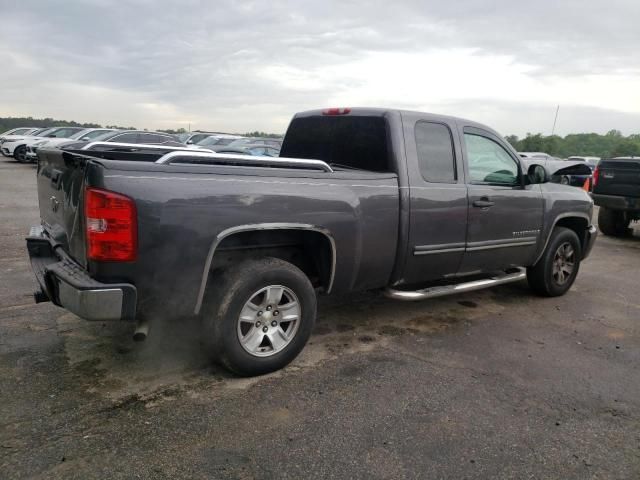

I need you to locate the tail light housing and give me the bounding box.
[85,187,137,262]
[592,165,600,187]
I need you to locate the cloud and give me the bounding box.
[0,0,639,135]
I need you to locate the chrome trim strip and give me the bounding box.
[415,242,466,252]
[81,141,214,153]
[194,223,337,315]
[384,267,526,301]
[415,247,466,256]
[156,150,334,173]
[466,241,536,251]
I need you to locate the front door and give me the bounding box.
[401,117,468,285]
[459,127,544,274]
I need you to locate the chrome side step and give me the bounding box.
[384,267,527,301]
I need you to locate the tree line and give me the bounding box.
[0,116,135,132]
[505,130,640,158]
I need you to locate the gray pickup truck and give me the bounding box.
[26,108,597,375]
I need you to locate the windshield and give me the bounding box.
[34,128,57,137]
[177,133,191,142]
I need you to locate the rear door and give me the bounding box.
[401,114,467,284]
[459,126,543,274]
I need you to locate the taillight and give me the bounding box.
[592,166,599,187]
[85,187,137,262]
[322,107,351,115]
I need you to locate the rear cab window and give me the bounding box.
[280,115,392,172]
[414,122,456,183]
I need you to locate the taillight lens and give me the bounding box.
[85,187,137,261]
[592,166,599,187]
[322,107,351,115]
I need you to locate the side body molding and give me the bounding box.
[193,223,337,315]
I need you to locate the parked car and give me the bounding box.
[0,127,54,147]
[26,128,118,161]
[217,144,281,157]
[0,127,39,140]
[520,152,590,186]
[567,156,600,169]
[177,131,228,145]
[194,134,244,150]
[2,127,84,162]
[591,156,640,236]
[225,137,283,149]
[61,130,185,150]
[26,107,596,376]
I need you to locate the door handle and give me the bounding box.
[473,198,495,208]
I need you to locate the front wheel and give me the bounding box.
[13,145,27,163]
[527,227,582,297]
[202,257,316,376]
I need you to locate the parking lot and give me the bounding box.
[1,157,639,479]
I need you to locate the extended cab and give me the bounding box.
[26,108,597,375]
[591,157,640,236]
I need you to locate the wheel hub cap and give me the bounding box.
[552,242,575,285]
[237,285,301,357]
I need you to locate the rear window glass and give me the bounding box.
[280,116,391,172]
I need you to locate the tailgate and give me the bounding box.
[36,148,89,265]
[594,158,640,197]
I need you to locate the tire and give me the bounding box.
[560,175,570,185]
[527,227,581,297]
[598,207,629,237]
[202,257,316,376]
[13,145,27,163]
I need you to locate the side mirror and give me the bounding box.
[527,164,548,184]
[186,140,193,144]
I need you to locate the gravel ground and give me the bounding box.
[1,157,639,479]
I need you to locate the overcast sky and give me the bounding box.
[1,0,639,136]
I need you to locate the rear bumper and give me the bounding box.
[582,225,597,260]
[592,193,640,211]
[26,225,137,321]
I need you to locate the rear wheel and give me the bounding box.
[13,145,27,163]
[598,207,629,236]
[560,175,570,185]
[202,257,316,376]
[527,227,581,297]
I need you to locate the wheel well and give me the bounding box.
[555,217,588,247]
[210,229,334,292]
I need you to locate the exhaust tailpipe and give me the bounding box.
[133,319,149,342]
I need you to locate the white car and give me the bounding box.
[26,128,118,161]
[1,127,84,162]
[0,127,49,145]
[0,127,39,141]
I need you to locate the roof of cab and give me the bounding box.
[293,107,504,139]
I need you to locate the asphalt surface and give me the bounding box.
[1,157,639,479]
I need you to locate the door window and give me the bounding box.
[415,122,456,183]
[464,133,519,185]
